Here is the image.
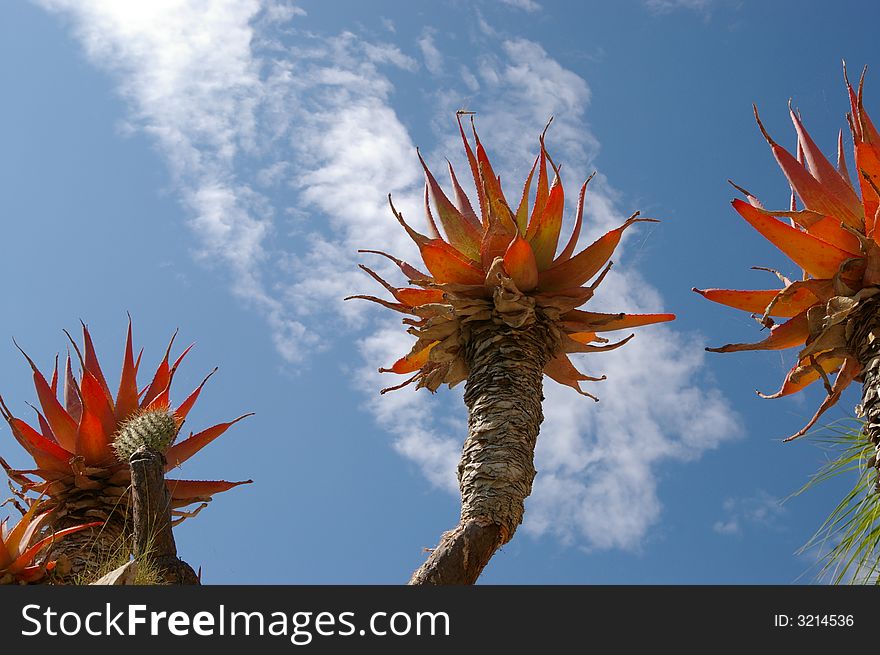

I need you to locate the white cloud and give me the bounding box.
[380,17,396,34]
[362,40,419,72]
[417,29,444,76]
[356,325,461,492]
[713,518,740,536]
[460,66,480,92]
[36,0,742,552]
[36,0,316,360]
[713,491,785,536]
[644,0,713,14]
[499,0,542,12]
[260,1,305,23]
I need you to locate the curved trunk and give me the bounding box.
[409,316,553,585]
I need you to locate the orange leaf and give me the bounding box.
[447,161,480,228]
[731,198,854,279]
[141,332,176,409]
[49,356,58,395]
[538,216,655,292]
[479,211,517,270]
[543,354,603,399]
[4,503,46,558]
[563,311,675,333]
[35,410,56,445]
[556,175,593,263]
[856,142,880,236]
[476,140,516,231]
[174,368,217,423]
[423,184,442,240]
[568,332,599,344]
[15,344,78,453]
[80,371,117,444]
[357,265,444,309]
[754,206,863,254]
[784,357,861,442]
[526,174,565,271]
[457,113,486,224]
[8,417,72,472]
[81,323,113,405]
[419,150,482,260]
[165,414,253,471]
[514,156,538,234]
[9,521,102,573]
[115,319,139,421]
[421,240,485,285]
[564,333,635,354]
[837,129,853,186]
[692,286,820,318]
[789,107,864,224]
[166,478,252,503]
[529,139,550,230]
[848,65,880,143]
[396,288,445,307]
[706,310,809,353]
[358,250,429,281]
[141,330,192,409]
[503,232,539,292]
[76,410,113,466]
[10,521,102,575]
[757,355,845,399]
[844,64,864,141]
[344,295,414,315]
[145,342,193,413]
[756,107,863,229]
[63,354,82,424]
[0,537,9,570]
[380,342,437,375]
[805,215,863,254]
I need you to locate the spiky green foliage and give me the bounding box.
[112,410,179,463]
[794,417,880,584]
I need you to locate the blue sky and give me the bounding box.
[1,0,879,583]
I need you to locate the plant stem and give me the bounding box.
[130,446,199,585]
[409,317,552,585]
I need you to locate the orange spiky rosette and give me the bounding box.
[0,501,99,584]
[695,65,880,443]
[0,320,252,578]
[351,115,675,399]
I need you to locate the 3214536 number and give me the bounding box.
[797,615,854,627]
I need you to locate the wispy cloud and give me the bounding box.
[36,0,316,360]
[36,0,742,551]
[644,0,713,14]
[498,0,542,12]
[417,29,444,76]
[713,491,785,536]
[380,17,396,34]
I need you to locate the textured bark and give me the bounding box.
[34,461,132,584]
[850,295,880,489]
[409,315,553,585]
[130,446,199,585]
[45,511,128,584]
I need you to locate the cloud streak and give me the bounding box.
[713,491,786,537]
[644,0,714,15]
[37,0,316,360]
[36,0,742,551]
